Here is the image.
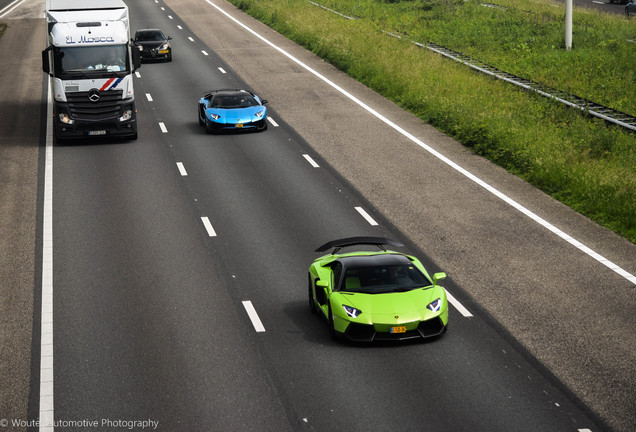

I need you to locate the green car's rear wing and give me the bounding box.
[315,237,404,254]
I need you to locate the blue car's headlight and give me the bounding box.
[254,110,265,118]
[427,298,442,313]
[209,113,220,120]
[343,305,362,318]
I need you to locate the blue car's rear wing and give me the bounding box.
[315,237,404,254]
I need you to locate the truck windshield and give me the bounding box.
[56,45,129,76]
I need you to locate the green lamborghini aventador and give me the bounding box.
[308,237,448,342]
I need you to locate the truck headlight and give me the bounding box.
[119,109,133,122]
[58,113,73,124]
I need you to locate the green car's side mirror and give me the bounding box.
[316,280,328,288]
[432,272,447,285]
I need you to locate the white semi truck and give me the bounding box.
[42,0,141,140]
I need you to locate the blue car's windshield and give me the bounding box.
[339,264,431,294]
[210,94,258,108]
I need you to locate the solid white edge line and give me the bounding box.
[204,0,636,287]
[267,117,278,127]
[159,122,168,133]
[201,217,217,237]
[355,206,379,226]
[0,0,25,18]
[242,301,266,332]
[176,162,188,176]
[445,290,473,317]
[303,154,320,168]
[40,79,54,432]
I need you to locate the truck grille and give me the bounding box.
[66,90,124,120]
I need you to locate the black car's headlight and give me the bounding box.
[343,305,362,318]
[426,298,442,313]
[160,42,170,50]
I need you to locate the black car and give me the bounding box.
[132,29,172,62]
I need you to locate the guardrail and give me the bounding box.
[389,34,636,133]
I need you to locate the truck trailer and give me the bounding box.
[42,0,141,140]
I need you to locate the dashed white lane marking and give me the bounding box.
[176,162,188,176]
[204,0,635,286]
[218,67,226,74]
[578,429,593,432]
[145,93,153,102]
[201,50,209,56]
[242,301,266,332]
[168,15,173,19]
[303,154,320,168]
[201,217,217,237]
[177,25,183,30]
[159,122,168,133]
[267,117,279,127]
[160,6,165,10]
[40,80,55,432]
[135,71,141,78]
[445,290,473,317]
[355,206,379,226]
[188,36,194,42]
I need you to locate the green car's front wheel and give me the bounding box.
[308,276,317,314]
[328,305,337,339]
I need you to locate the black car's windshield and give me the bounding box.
[55,45,129,76]
[210,94,258,109]
[135,31,166,41]
[339,264,431,294]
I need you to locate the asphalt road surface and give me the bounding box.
[0,0,634,432]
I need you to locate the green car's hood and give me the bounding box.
[336,286,446,324]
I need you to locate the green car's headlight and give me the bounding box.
[427,298,442,313]
[343,305,362,318]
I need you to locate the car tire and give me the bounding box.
[328,305,336,339]
[308,276,317,314]
[205,120,215,134]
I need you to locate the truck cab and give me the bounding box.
[42,0,141,140]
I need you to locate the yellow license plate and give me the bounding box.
[158,50,169,54]
[390,326,406,334]
[236,123,243,128]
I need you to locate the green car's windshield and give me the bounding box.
[339,264,431,294]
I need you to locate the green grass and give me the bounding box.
[230,0,636,242]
